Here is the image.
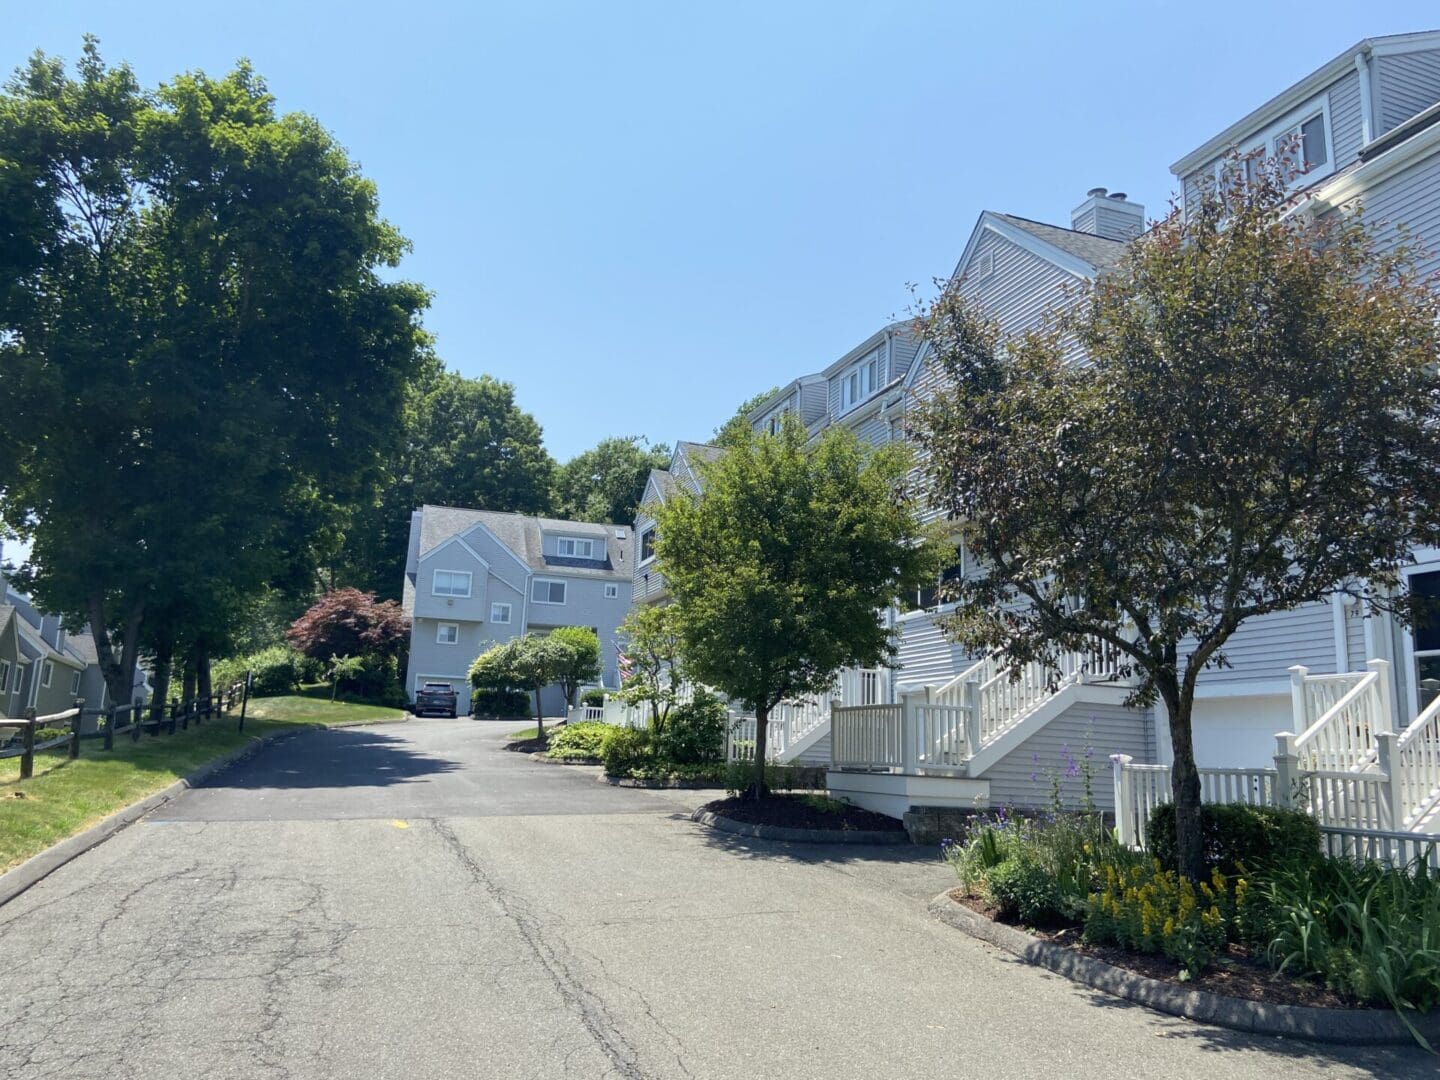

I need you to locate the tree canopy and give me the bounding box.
[469,634,572,737]
[908,156,1440,878]
[655,418,942,795]
[712,387,780,448]
[552,436,670,526]
[0,39,430,703]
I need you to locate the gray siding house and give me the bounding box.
[403,505,634,715]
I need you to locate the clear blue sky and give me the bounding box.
[11,2,1440,464]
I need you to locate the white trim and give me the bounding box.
[452,518,534,579]
[419,532,492,572]
[69,669,81,695]
[1169,33,1440,176]
[556,537,595,559]
[1331,593,1349,672]
[436,621,461,645]
[530,578,567,605]
[40,659,53,689]
[0,658,9,695]
[951,213,1100,288]
[489,601,512,625]
[604,584,619,599]
[638,526,658,568]
[13,619,85,670]
[1305,117,1440,211]
[1400,560,1440,721]
[1355,52,1375,145]
[431,569,473,598]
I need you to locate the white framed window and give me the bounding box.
[605,584,619,599]
[531,578,567,605]
[432,569,472,597]
[639,528,657,564]
[1274,112,1328,176]
[70,670,81,694]
[490,602,512,624]
[436,622,460,645]
[41,659,53,688]
[614,528,626,539]
[1407,568,1440,713]
[0,659,8,693]
[557,538,594,558]
[1210,99,1332,195]
[840,351,883,413]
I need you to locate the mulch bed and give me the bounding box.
[504,737,549,754]
[702,794,906,833]
[950,890,1351,1009]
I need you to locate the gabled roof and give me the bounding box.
[992,214,1126,272]
[675,441,724,465]
[416,505,631,581]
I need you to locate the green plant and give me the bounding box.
[1147,802,1320,877]
[1250,856,1440,1036]
[985,855,1065,925]
[723,761,826,794]
[1084,860,1235,977]
[549,626,601,708]
[212,645,307,698]
[654,691,728,764]
[580,688,607,708]
[546,721,611,760]
[599,726,652,774]
[472,687,531,717]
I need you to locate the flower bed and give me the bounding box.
[942,805,1440,1046]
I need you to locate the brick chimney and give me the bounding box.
[1071,187,1144,241]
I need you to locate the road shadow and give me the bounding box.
[197,727,461,791]
[677,812,945,868]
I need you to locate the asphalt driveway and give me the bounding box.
[0,718,1430,1079]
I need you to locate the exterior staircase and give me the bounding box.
[727,667,885,765]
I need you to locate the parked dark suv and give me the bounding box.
[413,681,459,718]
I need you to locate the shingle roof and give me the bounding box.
[676,441,724,465]
[65,631,98,666]
[994,213,1127,270]
[416,505,632,580]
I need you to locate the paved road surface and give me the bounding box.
[0,719,1431,1078]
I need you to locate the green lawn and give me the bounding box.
[0,695,404,872]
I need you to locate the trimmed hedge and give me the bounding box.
[1147,801,1321,875]
[654,691,727,764]
[472,688,531,718]
[546,721,609,759]
[580,688,607,708]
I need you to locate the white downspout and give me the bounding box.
[1331,593,1349,672]
[1355,50,1375,145]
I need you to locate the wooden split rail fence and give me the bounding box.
[0,673,253,780]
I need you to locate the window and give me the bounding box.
[70,670,81,694]
[1410,570,1440,711]
[0,660,8,693]
[531,579,567,605]
[41,660,53,688]
[901,543,967,613]
[436,622,460,645]
[1275,112,1327,175]
[605,584,620,599]
[840,352,883,413]
[557,537,594,558]
[639,528,657,564]
[614,528,626,539]
[432,570,472,597]
[490,602,512,624]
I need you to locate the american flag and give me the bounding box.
[618,651,633,681]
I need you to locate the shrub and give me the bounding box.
[472,688,531,717]
[723,761,826,794]
[654,691,727,764]
[580,688,607,708]
[547,721,610,759]
[213,645,306,697]
[1147,802,1320,876]
[1084,860,1236,976]
[600,726,652,774]
[985,855,1064,925]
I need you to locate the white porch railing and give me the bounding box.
[1394,694,1440,828]
[1320,825,1440,871]
[1284,660,1391,773]
[831,704,905,771]
[1110,757,1279,850]
[725,666,887,763]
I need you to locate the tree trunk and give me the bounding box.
[533,685,545,741]
[750,702,770,800]
[87,592,145,707]
[181,661,197,706]
[149,645,173,727]
[196,650,212,703]
[1160,677,1205,880]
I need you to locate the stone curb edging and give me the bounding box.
[0,715,408,909]
[926,892,1440,1047]
[528,752,602,766]
[692,807,911,845]
[603,775,727,789]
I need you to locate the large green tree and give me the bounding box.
[552,436,669,526]
[341,370,555,595]
[908,158,1440,879]
[0,40,430,703]
[712,387,780,448]
[655,419,942,796]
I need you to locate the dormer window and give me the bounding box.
[1209,102,1331,196]
[557,537,594,558]
[766,411,784,436]
[840,352,882,413]
[1275,112,1327,175]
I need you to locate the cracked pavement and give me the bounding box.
[0,719,1432,1079]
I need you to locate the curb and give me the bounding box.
[529,752,602,766]
[0,716,408,909]
[604,775,727,790]
[926,892,1440,1046]
[691,807,911,845]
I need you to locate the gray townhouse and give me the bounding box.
[637,29,1440,822]
[402,505,633,716]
